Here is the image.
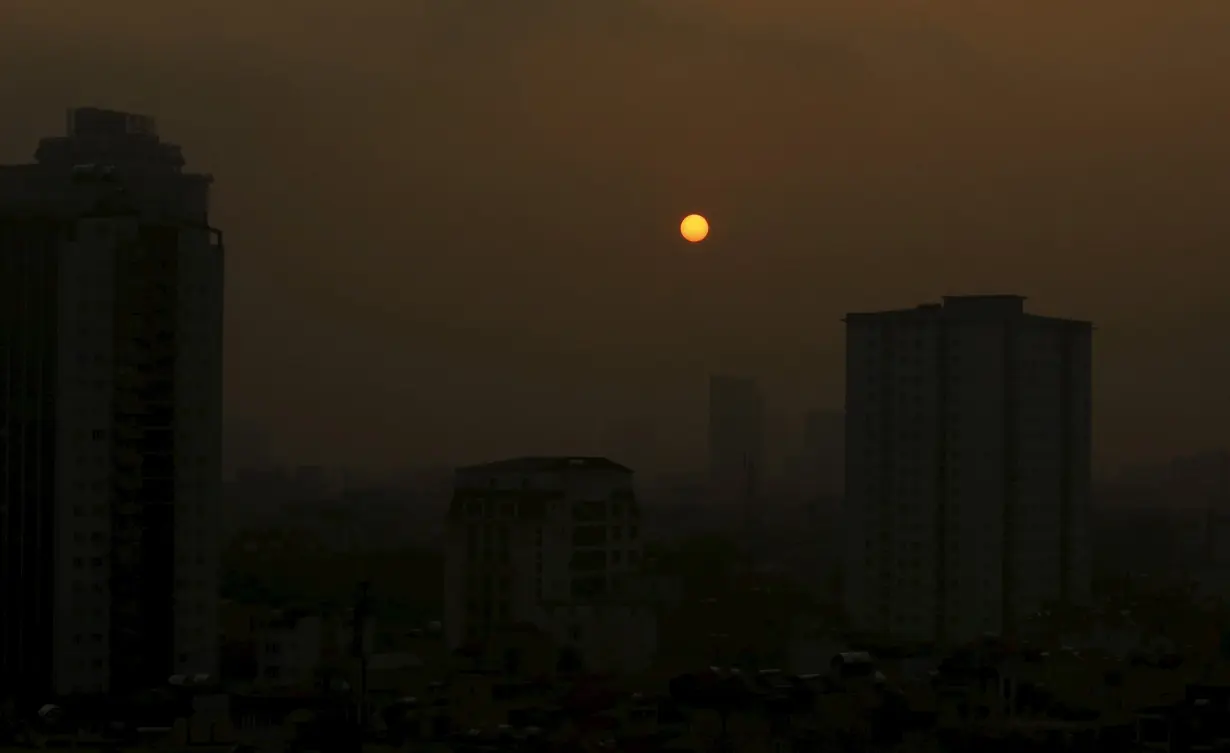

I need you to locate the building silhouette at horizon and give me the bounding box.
[842,295,1092,645]
[0,107,223,699]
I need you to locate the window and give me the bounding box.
[572,525,607,547]
[570,550,606,571]
[572,501,607,522]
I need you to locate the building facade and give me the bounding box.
[443,457,649,667]
[842,295,1092,644]
[249,607,375,693]
[0,108,222,699]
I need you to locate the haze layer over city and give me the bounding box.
[5,0,1230,475]
[5,2,1230,751]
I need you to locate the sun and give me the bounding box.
[680,213,709,243]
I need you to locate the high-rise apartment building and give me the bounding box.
[443,457,651,668]
[707,375,765,501]
[842,295,1091,645]
[0,108,222,699]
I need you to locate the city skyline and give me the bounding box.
[3,1,1230,744]
[4,0,1230,472]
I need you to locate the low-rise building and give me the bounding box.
[444,456,657,672]
[247,607,374,693]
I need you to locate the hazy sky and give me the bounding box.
[3,0,1229,473]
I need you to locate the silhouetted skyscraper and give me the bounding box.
[707,375,765,503]
[0,108,222,699]
[842,295,1092,644]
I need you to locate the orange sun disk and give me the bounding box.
[680,214,709,243]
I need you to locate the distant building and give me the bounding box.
[842,295,1092,644]
[249,608,375,693]
[443,457,654,670]
[255,611,327,692]
[0,107,222,699]
[707,376,765,501]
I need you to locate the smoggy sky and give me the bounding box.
[2,0,1229,474]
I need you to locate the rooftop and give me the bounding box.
[27,106,191,173]
[68,107,159,139]
[845,294,1092,326]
